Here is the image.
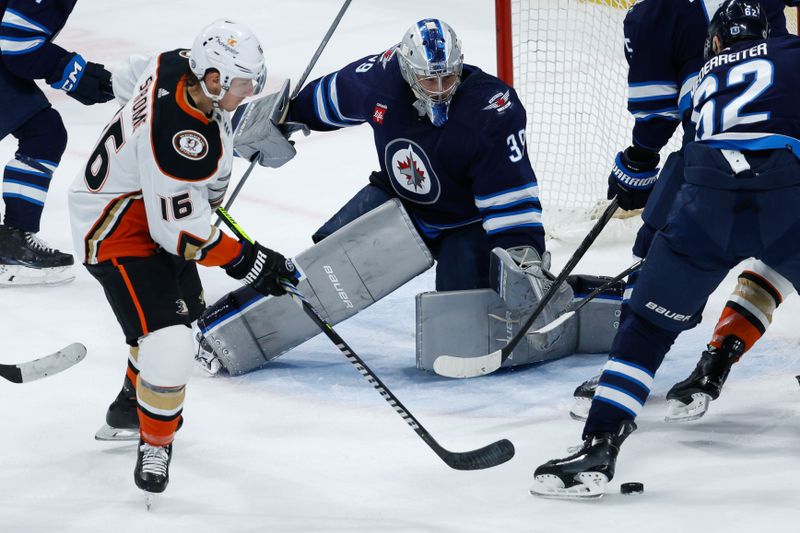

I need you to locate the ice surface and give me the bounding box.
[1,1,799,531]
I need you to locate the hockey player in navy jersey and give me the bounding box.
[532,0,800,499]
[0,0,114,286]
[571,0,798,423]
[193,18,606,377]
[290,18,545,292]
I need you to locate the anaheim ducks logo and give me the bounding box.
[384,139,441,204]
[483,90,512,113]
[173,130,208,160]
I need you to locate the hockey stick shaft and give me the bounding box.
[215,0,353,223]
[498,198,620,361]
[0,343,86,384]
[530,259,643,335]
[216,206,515,470]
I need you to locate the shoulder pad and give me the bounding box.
[150,50,224,181]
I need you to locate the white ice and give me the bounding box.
[1,1,799,531]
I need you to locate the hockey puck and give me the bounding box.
[620,482,644,495]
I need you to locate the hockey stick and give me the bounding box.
[215,0,353,225]
[529,259,644,335]
[433,198,620,379]
[216,206,515,470]
[0,343,86,384]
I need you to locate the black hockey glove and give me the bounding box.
[607,146,660,211]
[224,240,299,297]
[47,53,114,106]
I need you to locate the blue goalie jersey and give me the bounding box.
[288,48,545,255]
[691,35,800,155]
[623,0,789,152]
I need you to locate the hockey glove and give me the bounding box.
[47,53,114,106]
[607,146,660,211]
[224,240,299,297]
[232,79,308,168]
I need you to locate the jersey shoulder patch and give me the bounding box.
[150,50,223,182]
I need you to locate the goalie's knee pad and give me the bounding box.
[415,274,623,371]
[198,199,434,375]
[137,325,195,386]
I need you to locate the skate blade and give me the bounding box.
[569,398,591,422]
[665,393,711,423]
[145,492,158,511]
[529,472,608,500]
[95,424,139,441]
[0,264,75,287]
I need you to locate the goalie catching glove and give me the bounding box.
[223,240,298,296]
[232,79,309,168]
[607,146,660,211]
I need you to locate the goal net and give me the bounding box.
[496,0,799,238]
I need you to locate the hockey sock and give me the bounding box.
[708,269,784,352]
[583,313,678,438]
[3,108,67,232]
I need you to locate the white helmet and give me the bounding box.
[397,19,463,127]
[189,19,267,103]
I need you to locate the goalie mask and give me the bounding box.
[190,19,267,105]
[704,0,770,59]
[398,18,463,127]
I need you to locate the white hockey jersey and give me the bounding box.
[68,49,240,267]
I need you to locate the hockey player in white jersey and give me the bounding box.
[68,19,297,500]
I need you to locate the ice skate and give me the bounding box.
[665,336,744,423]
[530,421,635,500]
[0,226,74,287]
[95,377,139,441]
[569,374,600,421]
[134,439,172,508]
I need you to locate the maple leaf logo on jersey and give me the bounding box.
[397,152,427,191]
[385,139,440,203]
[483,90,512,113]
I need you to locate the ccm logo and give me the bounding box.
[645,301,691,322]
[323,265,354,309]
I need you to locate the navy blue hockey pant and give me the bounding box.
[583,145,800,438]
[313,177,491,291]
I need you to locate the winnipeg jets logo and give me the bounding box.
[385,139,441,204]
[483,90,512,113]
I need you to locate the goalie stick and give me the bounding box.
[0,343,86,384]
[529,259,644,335]
[215,0,353,225]
[433,199,620,379]
[216,207,515,471]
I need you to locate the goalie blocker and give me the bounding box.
[197,200,434,374]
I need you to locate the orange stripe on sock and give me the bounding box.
[709,306,762,351]
[138,410,180,447]
[112,258,149,336]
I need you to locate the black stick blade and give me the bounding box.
[440,439,516,471]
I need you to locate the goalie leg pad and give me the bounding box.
[415,275,623,371]
[199,200,433,375]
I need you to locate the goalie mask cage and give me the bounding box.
[495,0,800,236]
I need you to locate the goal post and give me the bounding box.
[495,0,800,236]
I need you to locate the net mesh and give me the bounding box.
[508,0,798,235]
